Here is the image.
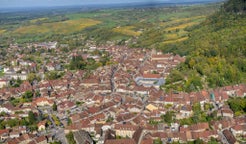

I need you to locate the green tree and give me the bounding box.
[66,132,76,144]
[27,73,41,83]
[52,103,57,111]
[28,111,36,125]
[161,111,175,124]
[154,138,162,144]
[67,118,72,126]
[22,91,33,100]
[50,141,62,144]
[45,71,64,80]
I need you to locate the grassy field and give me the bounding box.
[0,29,5,34]
[14,18,101,35]
[113,26,141,36]
[30,17,48,23]
[165,21,200,31]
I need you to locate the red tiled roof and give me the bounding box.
[105,139,136,144]
[0,129,9,135]
[115,124,138,131]
[142,73,161,79]
[35,136,47,143]
[231,125,246,131]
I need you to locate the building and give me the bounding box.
[38,120,46,131]
[115,124,138,138]
[135,74,165,88]
[73,130,93,144]
[223,129,239,144]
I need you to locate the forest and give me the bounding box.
[164,0,246,92]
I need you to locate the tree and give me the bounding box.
[154,138,162,144]
[66,132,76,144]
[67,118,72,126]
[208,137,219,144]
[194,139,204,144]
[28,111,36,125]
[45,71,64,80]
[161,111,175,124]
[228,97,246,116]
[69,56,86,70]
[22,91,33,100]
[9,78,23,87]
[27,73,41,83]
[52,103,57,111]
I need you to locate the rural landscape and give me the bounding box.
[0,0,245,144]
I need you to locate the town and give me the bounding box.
[0,42,245,144]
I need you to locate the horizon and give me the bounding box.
[0,0,222,8]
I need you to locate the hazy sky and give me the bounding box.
[0,0,219,8]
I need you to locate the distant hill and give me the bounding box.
[223,0,246,13]
[164,0,246,92]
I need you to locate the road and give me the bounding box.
[47,109,68,144]
[218,130,229,144]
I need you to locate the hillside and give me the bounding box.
[164,0,246,92]
[0,4,219,47]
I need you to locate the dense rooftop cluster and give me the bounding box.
[0,44,245,144]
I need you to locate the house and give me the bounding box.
[145,104,158,112]
[5,72,27,81]
[9,131,20,138]
[35,41,57,49]
[46,63,55,71]
[115,124,138,138]
[0,80,8,88]
[33,135,48,144]
[33,97,54,107]
[190,122,209,132]
[1,103,15,114]
[38,120,46,131]
[0,129,9,142]
[177,105,193,119]
[135,73,165,88]
[127,105,142,113]
[230,125,246,137]
[58,101,76,112]
[12,126,27,134]
[219,106,234,118]
[0,106,12,114]
[105,139,136,144]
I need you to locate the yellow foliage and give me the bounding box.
[163,37,188,44]
[165,33,179,40]
[113,26,141,36]
[0,29,6,34]
[14,18,101,35]
[165,22,199,31]
[170,16,205,23]
[160,16,205,27]
[30,17,48,23]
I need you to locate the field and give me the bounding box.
[163,37,188,44]
[165,21,200,31]
[0,29,5,34]
[0,3,220,46]
[30,17,48,23]
[113,26,141,36]
[14,18,101,35]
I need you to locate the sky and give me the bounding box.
[0,0,220,8]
